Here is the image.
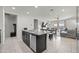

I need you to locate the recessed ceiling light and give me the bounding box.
[27,12,30,14]
[12,7,15,10]
[62,9,65,12]
[50,9,53,11]
[34,6,38,8]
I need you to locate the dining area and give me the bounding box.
[41,21,58,40]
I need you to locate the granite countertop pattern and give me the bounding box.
[23,30,47,35]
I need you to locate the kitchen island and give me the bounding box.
[22,30,47,53]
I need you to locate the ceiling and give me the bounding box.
[4,6,76,20]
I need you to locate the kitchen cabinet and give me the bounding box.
[22,30,47,53]
[22,31,30,47]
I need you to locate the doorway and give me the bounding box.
[5,13,17,39]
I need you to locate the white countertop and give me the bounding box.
[23,29,47,35]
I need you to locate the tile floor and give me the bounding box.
[0,36,79,53]
[44,36,77,53]
[0,37,33,53]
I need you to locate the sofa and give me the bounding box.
[60,29,77,39]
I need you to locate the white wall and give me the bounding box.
[17,14,35,40]
[0,7,3,30]
[0,7,3,44]
[5,14,16,38]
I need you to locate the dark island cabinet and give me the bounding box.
[22,30,47,53]
[22,31,30,47]
[36,34,46,52]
